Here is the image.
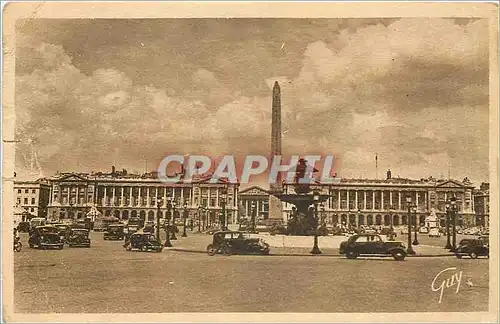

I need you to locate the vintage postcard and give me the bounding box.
[2,1,498,323]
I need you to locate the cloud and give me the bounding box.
[14,18,489,186]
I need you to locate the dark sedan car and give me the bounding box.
[104,224,125,240]
[339,234,407,260]
[455,239,489,259]
[124,232,162,253]
[206,231,270,256]
[67,228,91,248]
[28,225,64,250]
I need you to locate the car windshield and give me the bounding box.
[40,227,58,234]
[459,239,472,245]
[73,230,88,236]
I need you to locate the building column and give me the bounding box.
[372,191,375,210]
[75,186,79,205]
[416,191,419,209]
[180,187,184,204]
[120,187,124,206]
[355,191,358,210]
[381,190,384,210]
[163,186,167,206]
[129,187,133,206]
[346,190,350,210]
[398,191,401,210]
[390,191,393,208]
[363,191,367,210]
[146,187,150,206]
[337,191,341,210]
[104,187,107,206]
[245,200,249,218]
[112,187,116,206]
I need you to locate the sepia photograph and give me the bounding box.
[2,2,498,322]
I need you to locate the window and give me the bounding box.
[32,189,36,194]
[31,198,35,205]
[25,189,29,193]
[24,198,28,204]
[17,198,21,205]
[30,208,34,212]
[17,189,21,194]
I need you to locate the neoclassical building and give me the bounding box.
[281,172,476,227]
[238,186,270,221]
[46,168,239,225]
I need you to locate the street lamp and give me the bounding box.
[220,186,228,230]
[450,195,458,252]
[171,201,177,240]
[445,200,452,249]
[406,195,415,255]
[251,201,257,233]
[182,201,188,237]
[197,205,202,233]
[156,197,162,242]
[310,191,322,255]
[164,198,173,247]
[389,205,395,241]
[412,205,419,246]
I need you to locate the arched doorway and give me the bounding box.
[114,210,120,219]
[375,215,382,225]
[139,210,146,223]
[332,214,339,225]
[367,215,373,225]
[131,210,138,218]
[358,214,364,226]
[384,215,391,226]
[148,211,155,221]
[402,215,408,225]
[349,214,356,226]
[393,215,400,226]
[341,214,347,226]
[122,210,129,220]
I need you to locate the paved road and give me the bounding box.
[14,232,489,313]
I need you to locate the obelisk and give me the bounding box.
[268,81,283,221]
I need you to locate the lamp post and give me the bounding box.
[310,191,322,255]
[445,200,452,249]
[450,195,458,252]
[164,199,172,247]
[406,195,415,255]
[156,197,162,242]
[182,201,188,237]
[251,201,256,233]
[220,186,228,230]
[171,201,177,240]
[412,205,419,245]
[197,205,202,233]
[389,205,395,241]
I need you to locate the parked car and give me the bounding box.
[379,227,397,237]
[339,234,407,261]
[124,231,162,252]
[53,223,71,241]
[455,239,489,259]
[28,225,64,250]
[206,231,270,256]
[419,227,429,234]
[104,224,125,240]
[67,228,91,248]
[428,227,441,238]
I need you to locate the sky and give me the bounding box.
[14,18,490,188]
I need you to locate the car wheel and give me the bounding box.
[59,245,64,250]
[15,243,22,252]
[456,254,462,259]
[141,246,148,252]
[392,250,405,261]
[222,245,232,256]
[346,251,358,259]
[469,252,478,259]
[207,244,216,256]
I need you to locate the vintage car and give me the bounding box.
[455,239,489,259]
[206,231,270,256]
[143,221,155,234]
[124,231,163,252]
[28,225,64,250]
[339,234,407,260]
[67,228,91,248]
[103,224,125,240]
[53,223,71,241]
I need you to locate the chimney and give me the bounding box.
[386,169,392,180]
